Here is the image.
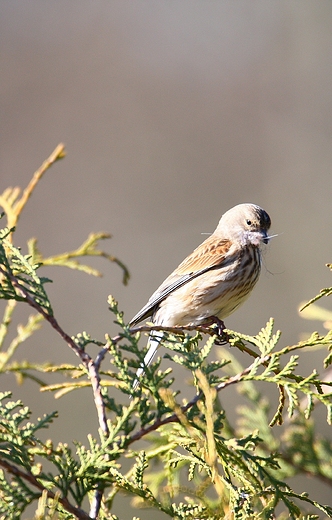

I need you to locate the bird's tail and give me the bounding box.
[132,331,162,391]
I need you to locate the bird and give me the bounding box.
[129,203,272,389]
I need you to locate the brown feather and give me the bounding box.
[129,237,233,325]
[175,236,232,274]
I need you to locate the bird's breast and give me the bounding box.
[155,245,261,326]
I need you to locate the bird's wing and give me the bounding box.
[129,236,233,326]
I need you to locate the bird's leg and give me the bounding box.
[204,316,228,344]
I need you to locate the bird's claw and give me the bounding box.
[204,316,228,344]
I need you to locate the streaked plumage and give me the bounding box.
[130,203,271,388]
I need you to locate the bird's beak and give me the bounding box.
[263,232,279,244]
[262,231,269,244]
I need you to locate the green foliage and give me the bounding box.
[27,232,129,285]
[300,263,332,313]
[0,145,332,519]
[0,228,53,314]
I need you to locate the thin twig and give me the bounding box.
[0,266,109,518]
[129,323,219,337]
[94,324,224,371]
[0,265,109,438]
[13,144,66,220]
[215,356,270,391]
[128,356,269,445]
[0,144,66,235]
[0,457,91,520]
[130,324,331,394]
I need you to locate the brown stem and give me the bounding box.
[127,355,269,445]
[0,265,109,438]
[0,457,91,520]
[13,144,66,221]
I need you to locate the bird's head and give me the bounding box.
[216,203,271,247]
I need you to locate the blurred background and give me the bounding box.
[1,1,332,517]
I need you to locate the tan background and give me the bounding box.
[1,1,332,517]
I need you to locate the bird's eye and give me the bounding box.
[246,219,252,226]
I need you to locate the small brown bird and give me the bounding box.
[130,203,272,387]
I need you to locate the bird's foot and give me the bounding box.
[204,316,228,344]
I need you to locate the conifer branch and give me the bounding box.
[0,264,109,438]
[0,458,91,520]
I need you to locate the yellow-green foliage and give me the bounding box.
[0,146,332,519]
